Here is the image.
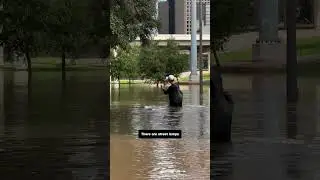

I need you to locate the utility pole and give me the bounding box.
[286,0,298,103]
[199,0,203,97]
[190,0,197,81]
[286,0,298,139]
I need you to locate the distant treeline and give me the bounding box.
[0,0,159,71]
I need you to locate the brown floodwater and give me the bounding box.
[1,70,320,180]
[110,84,210,180]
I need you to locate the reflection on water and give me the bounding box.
[2,70,320,180]
[0,71,108,180]
[213,74,320,180]
[110,84,210,180]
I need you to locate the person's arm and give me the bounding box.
[163,85,172,94]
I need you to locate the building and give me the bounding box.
[158,0,210,34]
[185,0,210,34]
[157,0,320,34]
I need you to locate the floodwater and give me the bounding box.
[110,84,210,180]
[213,74,320,180]
[1,70,320,180]
[0,71,109,180]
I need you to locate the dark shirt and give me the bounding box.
[163,83,183,107]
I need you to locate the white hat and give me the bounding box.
[168,75,175,81]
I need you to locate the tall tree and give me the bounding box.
[87,0,110,61]
[0,0,49,72]
[139,40,189,85]
[44,0,91,72]
[110,0,159,49]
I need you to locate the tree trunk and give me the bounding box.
[117,76,120,87]
[61,49,66,81]
[27,69,32,107]
[61,50,66,71]
[213,49,221,67]
[25,50,32,75]
[4,45,13,63]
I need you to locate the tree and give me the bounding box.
[110,46,140,83]
[139,41,166,84]
[44,0,91,72]
[87,0,110,62]
[122,46,140,82]
[211,0,253,65]
[0,0,49,72]
[139,40,189,85]
[162,40,189,79]
[110,0,159,49]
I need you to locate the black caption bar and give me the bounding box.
[138,130,182,139]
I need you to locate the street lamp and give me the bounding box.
[190,0,197,81]
[199,0,204,99]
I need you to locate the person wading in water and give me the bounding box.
[162,75,183,107]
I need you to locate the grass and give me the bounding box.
[16,36,320,68]
[218,36,320,62]
[179,71,210,82]
[0,57,107,71]
[2,36,320,78]
[218,48,252,62]
[296,36,320,56]
[111,79,145,84]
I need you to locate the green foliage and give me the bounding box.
[44,0,91,56]
[139,40,189,83]
[1,0,161,69]
[110,46,140,80]
[111,0,159,48]
[139,41,166,82]
[0,0,49,62]
[161,40,189,78]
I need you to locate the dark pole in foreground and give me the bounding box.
[199,0,203,99]
[210,0,233,143]
[286,0,298,103]
[168,0,175,34]
[286,0,298,140]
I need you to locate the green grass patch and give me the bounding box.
[296,36,320,56]
[32,57,58,64]
[179,71,210,82]
[219,49,252,62]
[111,79,145,84]
[26,57,107,71]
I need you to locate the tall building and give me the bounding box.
[158,0,210,34]
[157,0,320,34]
[185,0,210,34]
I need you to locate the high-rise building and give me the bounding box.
[157,0,210,34]
[185,0,210,34]
[157,0,320,34]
